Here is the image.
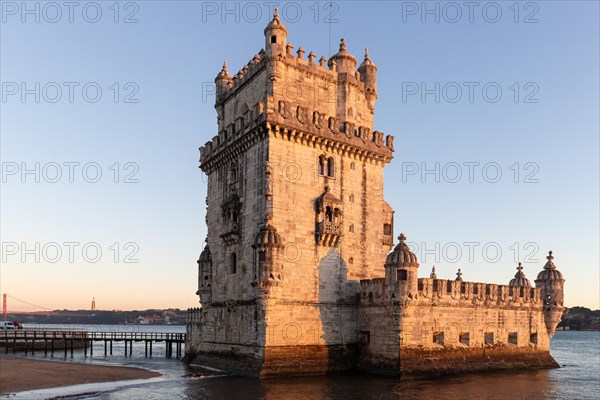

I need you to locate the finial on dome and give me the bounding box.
[274,8,279,18]
[543,250,557,270]
[455,268,463,281]
[398,233,407,242]
[365,48,370,60]
[339,38,346,51]
[222,61,227,71]
[517,262,523,271]
[430,266,437,279]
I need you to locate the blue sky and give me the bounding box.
[1,1,598,310]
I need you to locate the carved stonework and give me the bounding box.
[343,121,355,139]
[315,186,343,247]
[313,111,325,130]
[278,100,292,119]
[328,116,340,134]
[297,106,309,124]
[386,135,395,151]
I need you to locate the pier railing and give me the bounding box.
[1,330,186,358]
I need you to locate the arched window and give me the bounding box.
[349,224,354,233]
[325,206,333,222]
[350,162,356,170]
[333,207,341,223]
[318,156,325,176]
[349,257,354,265]
[271,35,277,44]
[230,253,237,274]
[349,194,355,203]
[327,157,335,177]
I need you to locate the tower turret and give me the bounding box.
[357,48,378,112]
[214,61,232,102]
[264,8,287,57]
[252,223,285,292]
[509,262,531,287]
[385,233,419,300]
[328,38,357,75]
[197,242,212,306]
[535,251,565,336]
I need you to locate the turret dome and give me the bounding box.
[536,251,564,281]
[385,233,418,268]
[198,244,211,263]
[264,8,287,35]
[328,38,357,73]
[509,262,531,287]
[358,48,376,69]
[253,224,284,249]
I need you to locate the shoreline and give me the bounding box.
[0,354,161,395]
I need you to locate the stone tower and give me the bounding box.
[535,251,565,336]
[189,10,395,377]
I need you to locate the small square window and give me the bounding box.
[485,332,494,346]
[397,269,407,281]
[530,333,538,345]
[383,224,392,235]
[508,332,518,345]
[459,332,470,346]
[271,35,277,43]
[433,332,444,345]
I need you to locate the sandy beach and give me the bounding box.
[0,354,161,394]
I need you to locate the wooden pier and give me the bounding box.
[1,330,186,358]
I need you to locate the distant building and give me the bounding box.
[91,297,96,311]
[186,11,565,378]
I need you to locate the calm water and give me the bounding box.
[5,326,599,400]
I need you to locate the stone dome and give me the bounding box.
[509,262,531,287]
[264,8,287,35]
[536,251,564,281]
[358,48,376,69]
[198,244,211,263]
[328,38,357,69]
[386,233,418,268]
[253,224,283,249]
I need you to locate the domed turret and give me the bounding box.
[357,48,378,111]
[253,224,283,249]
[264,8,287,57]
[197,243,212,305]
[214,61,232,102]
[385,233,418,267]
[328,38,357,75]
[385,233,419,300]
[535,251,565,336]
[509,262,531,287]
[253,224,285,286]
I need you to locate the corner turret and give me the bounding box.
[357,48,378,112]
[535,251,565,336]
[215,61,232,102]
[264,8,287,57]
[509,262,531,287]
[385,233,419,300]
[328,38,357,75]
[197,242,212,306]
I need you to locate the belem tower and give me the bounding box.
[186,11,566,378]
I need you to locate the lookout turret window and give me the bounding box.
[271,35,277,43]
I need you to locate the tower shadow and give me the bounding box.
[317,247,360,373]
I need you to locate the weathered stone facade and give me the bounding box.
[186,11,565,378]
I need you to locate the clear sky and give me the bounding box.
[1,1,598,311]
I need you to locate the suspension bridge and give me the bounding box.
[2,293,59,319]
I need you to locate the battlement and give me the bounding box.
[359,277,543,310]
[199,11,393,171]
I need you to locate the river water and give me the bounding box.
[5,326,599,400]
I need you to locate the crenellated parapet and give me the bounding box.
[200,9,394,173]
[414,278,543,309]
